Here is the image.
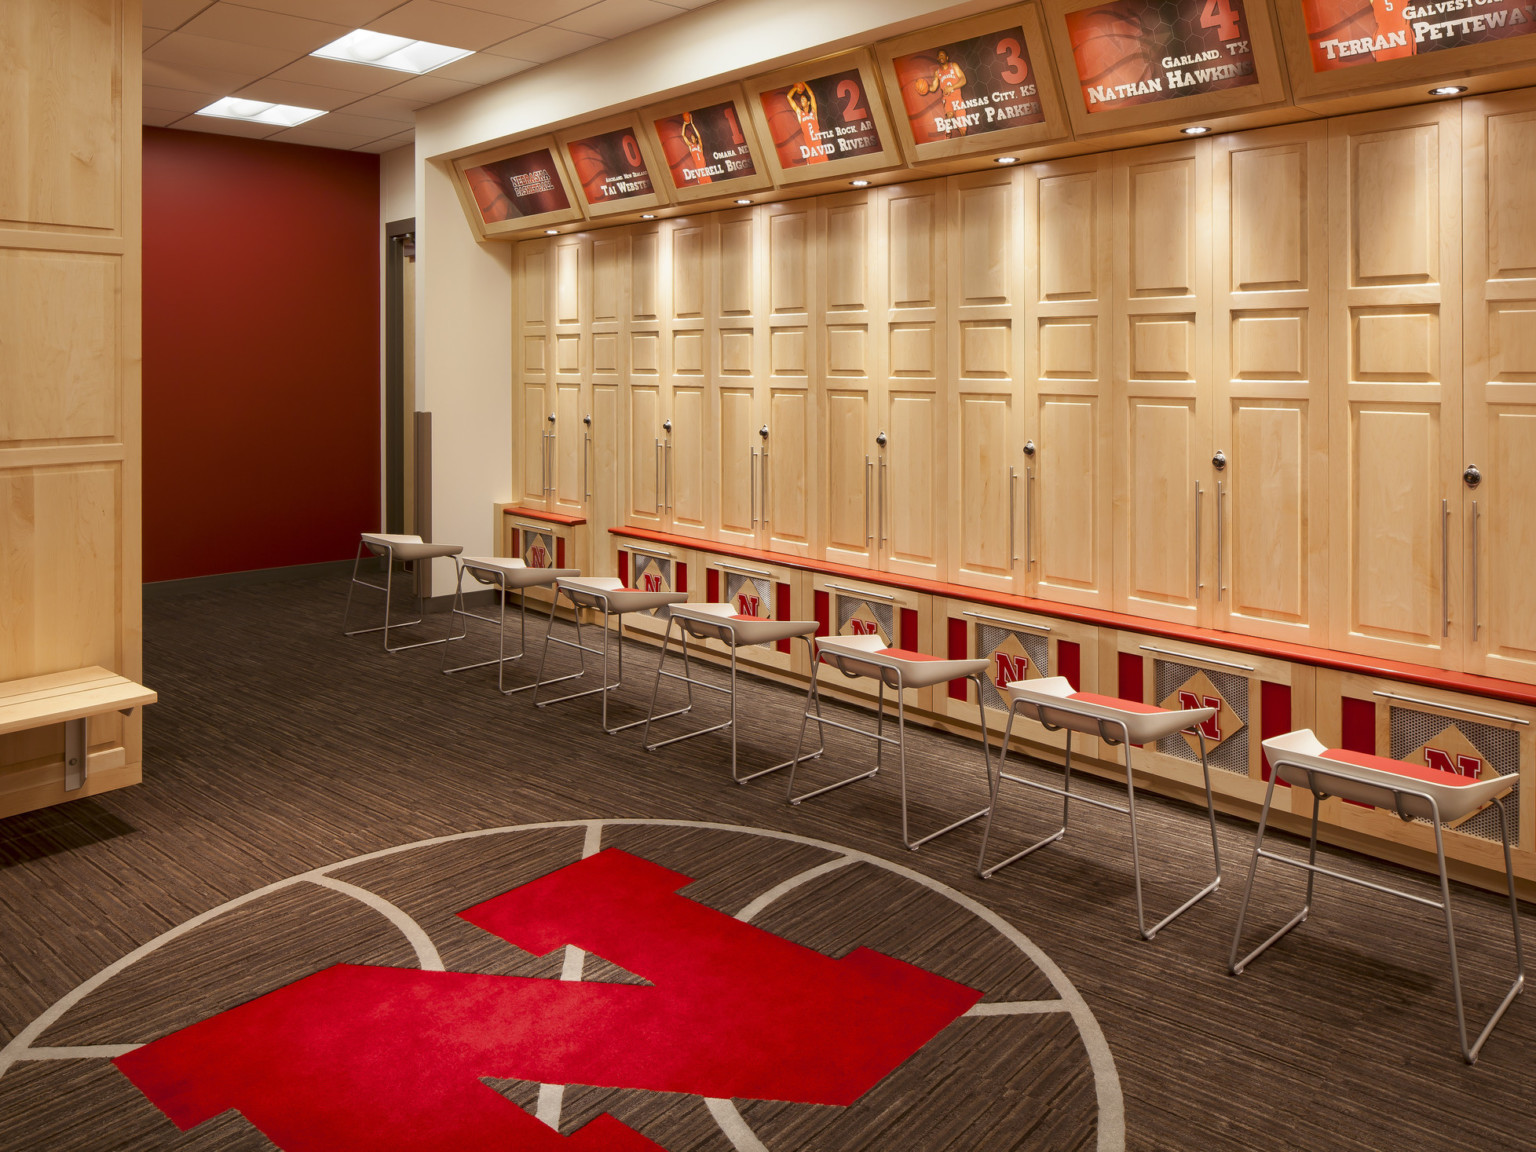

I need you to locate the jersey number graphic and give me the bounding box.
[838,79,870,123]
[996,37,1029,84]
[116,850,979,1151]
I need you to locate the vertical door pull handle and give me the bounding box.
[1026,467,1036,567]
[879,455,888,546]
[762,447,769,528]
[1442,497,1451,638]
[751,449,758,528]
[654,439,662,513]
[1194,482,1204,596]
[1471,499,1480,641]
[865,456,873,545]
[1216,479,1225,602]
[1009,467,1018,565]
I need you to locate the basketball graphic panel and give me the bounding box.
[758,69,883,170]
[892,28,1046,144]
[564,128,655,206]
[1302,0,1536,69]
[463,149,571,223]
[652,102,757,189]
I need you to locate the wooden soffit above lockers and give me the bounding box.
[447,0,1536,241]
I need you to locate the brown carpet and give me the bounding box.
[0,573,1530,1150]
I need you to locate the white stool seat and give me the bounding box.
[815,633,988,691]
[1263,728,1515,824]
[556,576,687,615]
[360,532,463,562]
[460,556,580,590]
[977,675,1223,941]
[998,676,1215,745]
[669,603,820,648]
[1232,727,1525,1064]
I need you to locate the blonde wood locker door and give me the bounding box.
[586,233,625,546]
[820,191,879,569]
[1464,92,1536,686]
[880,182,947,582]
[626,225,666,531]
[522,382,553,509]
[1328,104,1463,669]
[764,201,816,558]
[715,207,763,550]
[1112,140,1213,628]
[949,169,1024,593]
[516,240,553,508]
[1025,156,1114,611]
[666,218,711,539]
[590,385,621,575]
[1211,124,1329,646]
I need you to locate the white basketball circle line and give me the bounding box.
[0,819,1125,1152]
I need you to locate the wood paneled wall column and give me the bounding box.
[0,0,143,816]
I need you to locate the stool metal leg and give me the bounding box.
[900,672,991,851]
[530,591,604,707]
[1229,775,1318,975]
[1123,725,1222,940]
[442,568,550,693]
[343,541,449,651]
[785,659,881,804]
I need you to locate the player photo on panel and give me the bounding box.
[758,69,884,170]
[652,101,758,189]
[564,127,655,206]
[891,29,1046,144]
[1302,0,1536,70]
[463,149,571,224]
[1065,0,1260,112]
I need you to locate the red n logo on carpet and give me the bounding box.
[115,849,980,1150]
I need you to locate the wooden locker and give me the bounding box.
[714,206,763,551]
[550,235,588,518]
[1112,139,1214,628]
[1327,103,1463,668]
[819,190,880,569]
[763,200,817,558]
[666,218,711,540]
[1464,90,1536,686]
[1211,123,1330,646]
[587,232,626,573]
[948,168,1025,594]
[1024,155,1115,611]
[517,240,553,508]
[880,181,948,582]
[625,225,666,531]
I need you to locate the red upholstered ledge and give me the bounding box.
[503,506,587,527]
[1321,749,1481,787]
[610,526,1536,710]
[1068,692,1163,715]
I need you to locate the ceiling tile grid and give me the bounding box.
[143,0,714,152]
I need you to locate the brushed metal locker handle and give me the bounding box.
[879,455,888,547]
[1026,467,1036,566]
[1216,479,1225,602]
[1472,499,1480,641]
[654,438,662,513]
[583,414,592,501]
[1442,497,1450,638]
[762,447,769,528]
[1009,467,1018,564]
[751,449,758,528]
[666,440,673,512]
[1194,482,1204,596]
[865,456,873,545]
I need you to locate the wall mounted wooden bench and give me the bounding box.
[0,669,156,802]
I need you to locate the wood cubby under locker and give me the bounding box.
[1313,668,1536,889]
[691,553,813,679]
[808,573,930,712]
[613,538,697,645]
[498,512,583,608]
[934,598,1099,762]
[1109,631,1309,812]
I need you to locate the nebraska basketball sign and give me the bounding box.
[0,821,1124,1150]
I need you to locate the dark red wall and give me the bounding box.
[142,127,380,582]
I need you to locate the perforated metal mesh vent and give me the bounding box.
[1152,660,1250,776]
[835,594,894,645]
[1388,706,1520,844]
[976,624,1050,712]
[631,555,673,618]
[522,531,555,569]
[725,572,775,649]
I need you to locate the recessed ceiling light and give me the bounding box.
[640,213,656,219]
[1181,125,1211,135]
[1429,84,1467,95]
[312,29,472,75]
[994,156,1019,164]
[195,97,325,127]
[544,229,560,235]
[849,179,870,187]
[735,198,752,204]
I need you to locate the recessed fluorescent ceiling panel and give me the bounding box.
[311,30,472,74]
[196,97,326,127]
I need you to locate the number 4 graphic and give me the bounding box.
[1201,0,1242,40]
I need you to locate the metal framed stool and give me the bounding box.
[441,557,580,692]
[976,677,1222,941]
[784,634,993,851]
[642,604,821,784]
[533,577,688,734]
[1230,728,1524,1065]
[342,532,464,653]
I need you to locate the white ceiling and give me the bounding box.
[144,0,718,152]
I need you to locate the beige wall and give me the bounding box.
[410,0,987,583]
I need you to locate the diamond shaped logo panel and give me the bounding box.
[1389,707,1520,843]
[523,531,556,569]
[632,555,674,617]
[1407,724,1498,830]
[726,573,776,649]
[837,599,893,645]
[1158,669,1244,758]
[976,625,1050,712]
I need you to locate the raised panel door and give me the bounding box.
[713,207,764,550]
[764,201,816,557]
[1113,140,1212,626]
[1212,124,1329,645]
[1328,104,1463,667]
[1464,91,1536,684]
[625,226,665,531]
[1026,157,1114,610]
[949,170,1023,592]
[664,219,711,540]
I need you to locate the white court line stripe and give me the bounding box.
[23,1045,142,1060]
[305,876,444,972]
[965,1000,1069,1016]
[537,820,605,1131]
[705,1098,770,1152]
[0,819,1122,1152]
[733,856,858,924]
